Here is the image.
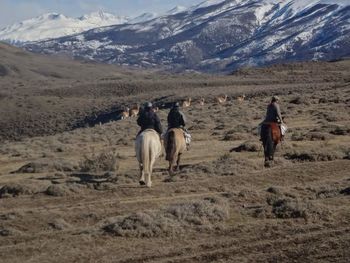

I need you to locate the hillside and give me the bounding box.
[0,42,349,141]
[0,42,163,140]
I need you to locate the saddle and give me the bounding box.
[137,128,159,138]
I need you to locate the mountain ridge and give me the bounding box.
[7,0,350,72]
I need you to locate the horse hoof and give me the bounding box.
[139,181,146,186]
[264,161,271,168]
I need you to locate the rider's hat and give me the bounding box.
[144,102,153,108]
[272,95,280,102]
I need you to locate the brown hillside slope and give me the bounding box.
[0,42,349,141]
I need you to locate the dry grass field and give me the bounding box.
[0,43,350,262]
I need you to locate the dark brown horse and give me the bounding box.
[164,128,186,175]
[260,122,282,167]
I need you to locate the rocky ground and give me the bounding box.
[0,43,349,262]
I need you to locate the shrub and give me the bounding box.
[306,132,333,141]
[284,150,343,162]
[230,141,260,152]
[272,198,308,219]
[103,198,229,237]
[0,184,34,198]
[80,151,119,172]
[330,126,350,135]
[13,159,75,173]
[271,197,329,221]
[290,97,306,104]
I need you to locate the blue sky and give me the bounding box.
[0,0,205,27]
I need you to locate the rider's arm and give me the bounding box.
[137,115,142,127]
[180,111,186,127]
[155,115,163,134]
[275,103,283,123]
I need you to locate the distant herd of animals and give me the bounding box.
[119,94,246,119]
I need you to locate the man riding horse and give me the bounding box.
[137,102,163,137]
[167,102,191,150]
[260,96,285,167]
[135,102,163,187]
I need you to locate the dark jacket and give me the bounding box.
[167,108,186,129]
[264,102,283,123]
[137,109,163,134]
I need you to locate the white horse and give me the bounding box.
[135,129,162,187]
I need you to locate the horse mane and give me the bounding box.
[166,130,176,161]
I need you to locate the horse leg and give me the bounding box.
[271,143,278,161]
[168,161,174,176]
[139,163,146,186]
[146,163,153,188]
[176,153,182,171]
[262,125,273,167]
[169,157,178,176]
[266,127,274,161]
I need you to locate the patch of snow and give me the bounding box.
[166,6,188,15]
[0,11,128,42]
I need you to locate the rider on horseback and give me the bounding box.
[260,96,284,167]
[264,96,283,124]
[137,102,163,136]
[167,102,191,150]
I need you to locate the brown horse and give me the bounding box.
[164,128,186,175]
[260,122,282,167]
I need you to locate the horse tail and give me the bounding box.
[141,137,150,175]
[166,130,176,161]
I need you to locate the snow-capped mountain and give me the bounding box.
[166,6,188,15]
[0,11,129,43]
[127,12,159,24]
[24,0,350,72]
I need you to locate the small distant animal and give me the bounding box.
[216,95,228,104]
[121,107,130,119]
[129,104,139,117]
[182,98,192,108]
[237,94,246,103]
[199,97,205,106]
